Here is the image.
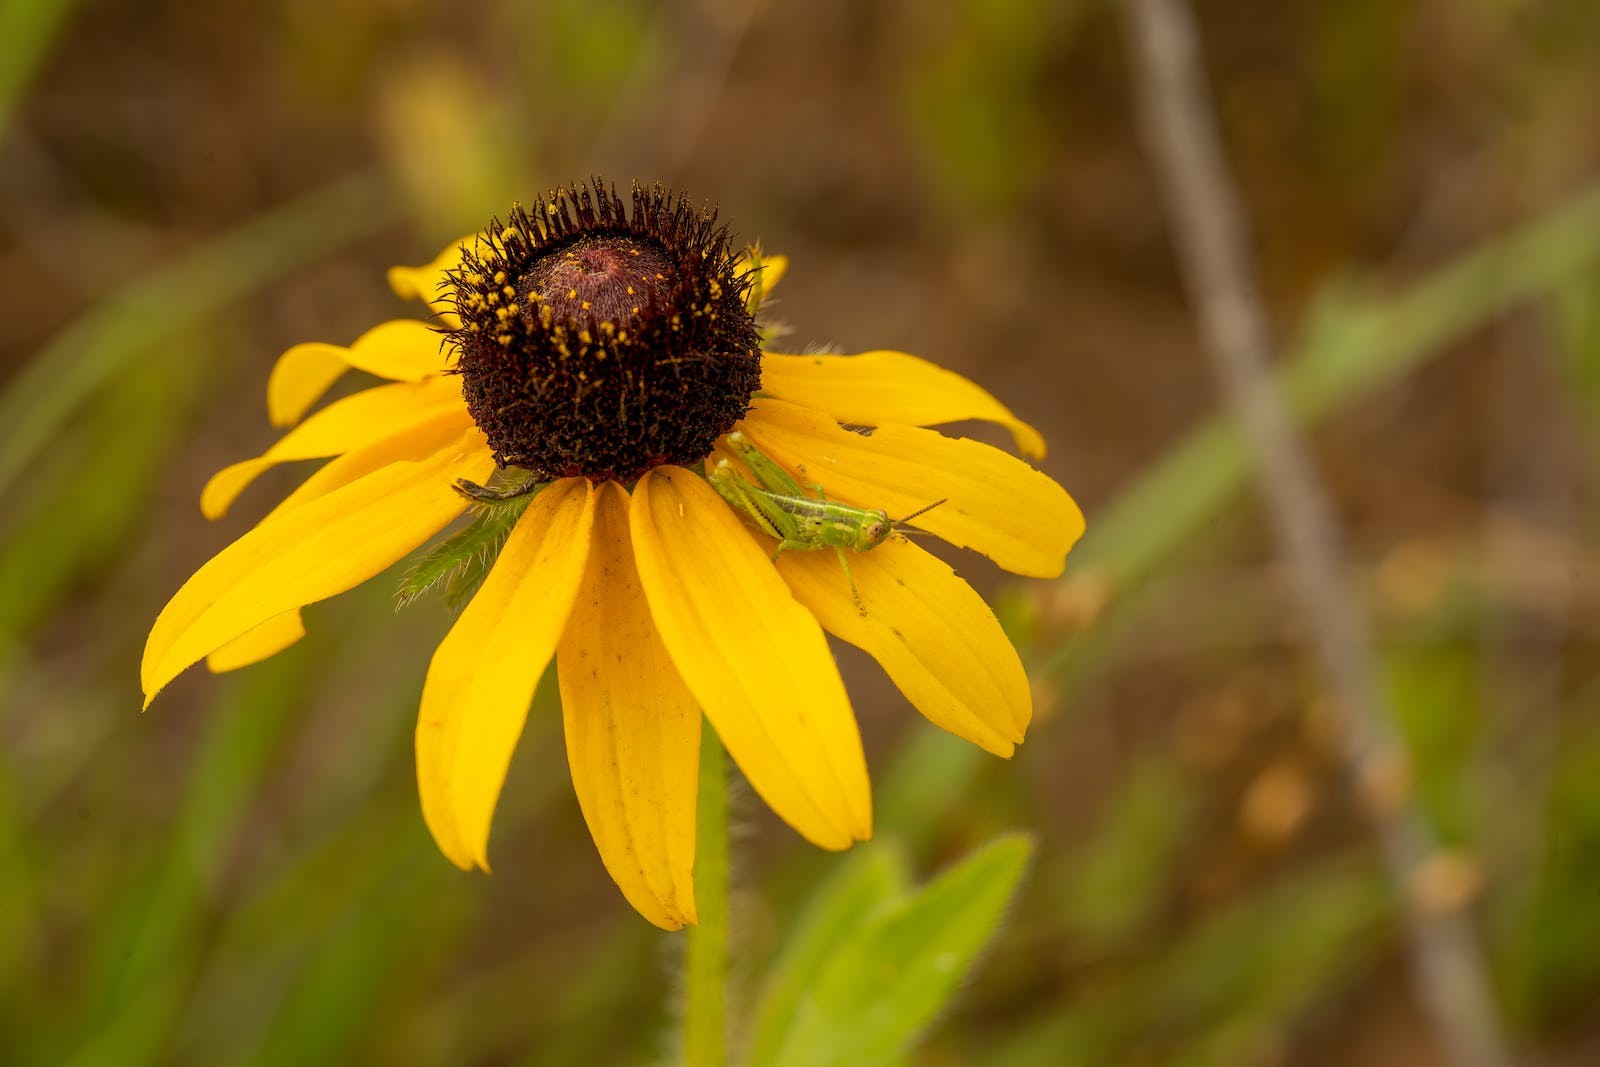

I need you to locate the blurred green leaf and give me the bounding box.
[746,843,911,1067]
[757,834,1032,1067]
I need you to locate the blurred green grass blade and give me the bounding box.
[0,341,212,645]
[1548,273,1600,440]
[987,856,1386,1067]
[882,183,1600,847]
[63,658,310,1067]
[747,843,911,1067]
[1055,756,1196,951]
[1068,179,1600,595]
[1497,708,1600,1029]
[1384,627,1482,845]
[251,851,445,1067]
[0,0,79,134]
[764,834,1032,1067]
[0,169,397,498]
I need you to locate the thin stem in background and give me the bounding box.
[1116,1,1516,1065]
[683,726,730,1067]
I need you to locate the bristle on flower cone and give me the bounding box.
[446,179,762,484]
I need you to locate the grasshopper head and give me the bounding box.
[857,511,891,549]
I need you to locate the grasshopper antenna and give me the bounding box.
[891,498,947,528]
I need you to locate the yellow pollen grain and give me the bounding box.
[567,288,578,299]
[627,285,635,295]
[503,285,516,298]
[493,271,507,284]
[581,300,591,310]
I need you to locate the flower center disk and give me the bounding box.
[448,181,762,484]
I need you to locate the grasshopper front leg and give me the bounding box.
[834,547,865,616]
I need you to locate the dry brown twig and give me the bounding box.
[1116,0,1516,1064]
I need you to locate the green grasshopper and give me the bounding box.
[708,431,944,613]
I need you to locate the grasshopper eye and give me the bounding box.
[863,520,888,544]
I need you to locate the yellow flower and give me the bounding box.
[142,181,1084,930]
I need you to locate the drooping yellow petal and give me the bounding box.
[557,481,700,929]
[267,320,454,427]
[417,478,596,871]
[747,249,787,310]
[630,467,870,850]
[266,408,475,520]
[773,538,1030,757]
[739,398,1084,579]
[387,233,481,329]
[205,610,306,674]
[205,377,463,519]
[143,427,492,706]
[760,351,1046,460]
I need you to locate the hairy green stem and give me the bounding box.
[683,727,729,1066]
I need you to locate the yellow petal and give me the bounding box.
[205,377,463,519]
[205,610,306,674]
[266,408,474,520]
[268,319,453,427]
[760,350,1046,460]
[751,251,787,307]
[774,538,1030,757]
[417,478,597,871]
[630,467,870,850]
[739,398,1084,579]
[387,233,482,329]
[557,481,700,929]
[143,427,492,706]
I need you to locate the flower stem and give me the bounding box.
[683,726,729,1067]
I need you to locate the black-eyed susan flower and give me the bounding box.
[142,180,1084,930]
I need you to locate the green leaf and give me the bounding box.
[396,486,537,610]
[746,844,911,1067]
[756,834,1032,1067]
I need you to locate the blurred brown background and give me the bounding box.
[3,0,1600,1064]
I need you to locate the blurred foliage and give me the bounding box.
[3,1,1600,1065]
